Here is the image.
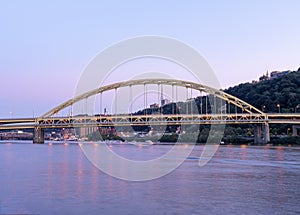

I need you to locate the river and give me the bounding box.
[0,141,299,214]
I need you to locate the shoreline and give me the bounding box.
[1,139,300,147]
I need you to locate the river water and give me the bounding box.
[0,141,299,215]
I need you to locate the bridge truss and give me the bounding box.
[31,113,267,129]
[41,78,265,117]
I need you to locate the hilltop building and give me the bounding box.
[270,70,292,79]
[150,103,159,108]
[259,71,270,82]
[258,69,295,82]
[161,98,170,106]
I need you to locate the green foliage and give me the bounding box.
[130,69,300,143]
[224,70,300,113]
[270,136,300,145]
[87,131,123,141]
[159,133,178,142]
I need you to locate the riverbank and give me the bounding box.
[1,135,299,146]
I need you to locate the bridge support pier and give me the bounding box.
[292,125,300,137]
[263,123,270,143]
[254,124,262,144]
[254,123,270,144]
[33,127,44,144]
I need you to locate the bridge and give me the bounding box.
[0,78,299,144]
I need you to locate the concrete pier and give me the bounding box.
[292,125,300,137]
[254,123,270,144]
[263,123,270,143]
[254,124,262,144]
[33,126,44,144]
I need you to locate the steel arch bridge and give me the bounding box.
[19,78,270,133]
[42,78,264,117]
[0,78,300,143]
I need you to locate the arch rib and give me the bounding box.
[40,78,264,118]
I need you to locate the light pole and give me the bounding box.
[295,105,300,113]
[277,104,280,113]
[262,105,266,112]
[9,111,13,118]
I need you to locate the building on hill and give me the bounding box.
[259,71,270,82]
[258,69,297,82]
[150,103,159,108]
[161,98,170,106]
[270,70,292,79]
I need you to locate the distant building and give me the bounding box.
[270,71,281,79]
[161,98,170,106]
[259,71,270,82]
[257,68,296,82]
[150,99,170,108]
[150,103,159,108]
[78,127,97,138]
[270,70,291,79]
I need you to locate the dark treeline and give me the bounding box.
[134,69,300,116]
[224,68,300,113]
[128,68,300,144]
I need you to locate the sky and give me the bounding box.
[0,0,300,117]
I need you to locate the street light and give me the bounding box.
[296,105,300,113]
[262,105,266,112]
[277,104,280,113]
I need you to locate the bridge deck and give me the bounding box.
[0,113,299,130]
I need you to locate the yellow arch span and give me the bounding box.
[41,78,264,118]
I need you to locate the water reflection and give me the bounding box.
[0,142,299,214]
